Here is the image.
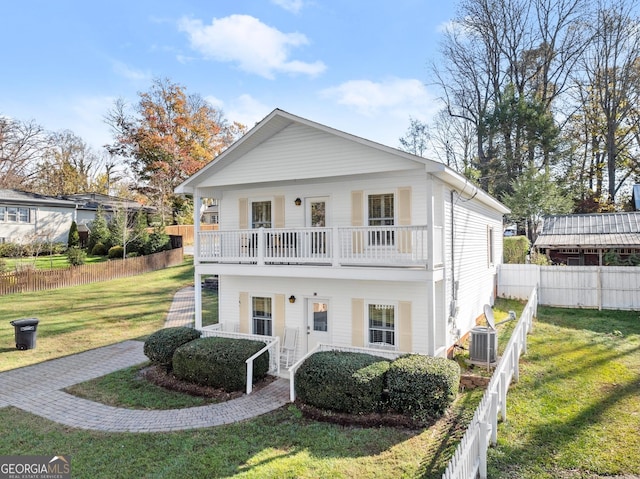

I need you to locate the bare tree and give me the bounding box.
[0,117,49,189]
[399,117,430,157]
[579,0,640,205]
[33,130,103,195]
[432,0,590,194]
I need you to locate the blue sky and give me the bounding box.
[1,0,455,153]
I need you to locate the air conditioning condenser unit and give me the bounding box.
[469,326,497,365]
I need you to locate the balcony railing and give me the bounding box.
[198,225,432,268]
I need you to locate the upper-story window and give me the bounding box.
[252,201,271,229]
[487,226,495,266]
[368,194,394,245]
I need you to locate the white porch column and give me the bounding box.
[194,271,203,330]
[194,188,202,261]
[194,188,203,330]
[425,176,435,270]
[425,279,437,356]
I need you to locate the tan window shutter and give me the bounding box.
[274,294,285,340]
[239,198,248,229]
[352,298,365,347]
[351,191,364,226]
[274,196,285,228]
[397,187,411,225]
[398,301,412,352]
[239,292,249,333]
[351,191,364,253]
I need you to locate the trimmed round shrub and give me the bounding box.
[295,351,390,414]
[108,245,124,259]
[387,354,460,420]
[143,327,201,369]
[173,337,269,392]
[91,242,108,256]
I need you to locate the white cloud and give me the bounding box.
[111,60,151,82]
[271,0,304,14]
[178,14,326,79]
[206,94,272,129]
[316,78,444,149]
[320,78,438,118]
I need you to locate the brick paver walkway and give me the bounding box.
[0,287,290,432]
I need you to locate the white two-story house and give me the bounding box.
[176,109,509,363]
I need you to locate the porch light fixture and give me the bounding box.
[294,198,301,206]
[289,295,296,303]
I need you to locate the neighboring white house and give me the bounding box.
[176,109,509,362]
[0,189,77,244]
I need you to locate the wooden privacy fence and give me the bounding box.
[442,287,538,479]
[0,248,184,295]
[498,264,640,310]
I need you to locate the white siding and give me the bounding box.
[444,187,504,340]
[218,170,428,230]
[200,123,421,187]
[218,275,431,358]
[1,206,74,244]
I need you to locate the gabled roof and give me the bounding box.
[176,108,509,214]
[534,212,640,248]
[0,189,77,208]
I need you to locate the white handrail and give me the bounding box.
[198,225,430,267]
[198,328,280,395]
[246,337,280,395]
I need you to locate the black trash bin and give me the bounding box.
[10,318,39,350]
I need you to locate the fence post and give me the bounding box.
[500,371,508,421]
[490,390,498,445]
[479,421,489,479]
[246,360,254,395]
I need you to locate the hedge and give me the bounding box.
[143,327,202,369]
[295,351,390,414]
[387,354,460,420]
[173,337,269,392]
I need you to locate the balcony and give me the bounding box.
[197,225,441,269]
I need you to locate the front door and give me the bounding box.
[306,299,330,352]
[305,197,328,256]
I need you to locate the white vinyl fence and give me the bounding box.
[498,264,640,310]
[442,287,538,479]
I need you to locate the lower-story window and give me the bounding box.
[252,296,272,336]
[368,303,395,346]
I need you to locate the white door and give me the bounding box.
[306,299,330,352]
[305,197,329,256]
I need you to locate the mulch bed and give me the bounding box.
[141,365,446,431]
[294,401,436,430]
[140,364,277,402]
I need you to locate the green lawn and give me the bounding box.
[2,270,638,478]
[0,258,194,371]
[2,253,107,271]
[487,307,640,478]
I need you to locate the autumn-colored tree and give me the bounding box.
[105,78,245,223]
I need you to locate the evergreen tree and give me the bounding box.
[88,206,111,252]
[67,221,80,248]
